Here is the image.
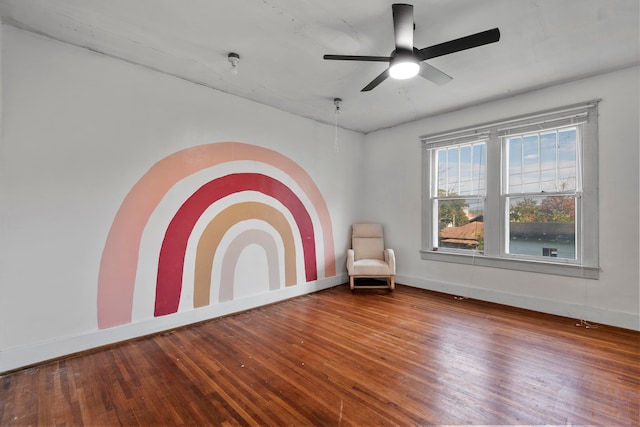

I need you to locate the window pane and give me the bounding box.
[507,195,576,259]
[540,131,557,192]
[437,149,447,194]
[522,134,539,192]
[437,142,486,197]
[508,137,523,194]
[558,128,577,191]
[446,147,459,196]
[473,143,487,195]
[507,127,578,195]
[459,145,472,195]
[438,198,484,250]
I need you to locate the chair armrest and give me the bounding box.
[384,249,396,274]
[346,249,355,273]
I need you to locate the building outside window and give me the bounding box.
[421,101,599,279]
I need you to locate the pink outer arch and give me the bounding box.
[97,142,335,329]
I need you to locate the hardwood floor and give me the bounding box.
[1,284,639,426]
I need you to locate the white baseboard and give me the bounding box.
[0,274,348,374]
[396,273,640,331]
[3,272,636,374]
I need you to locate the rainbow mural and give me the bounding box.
[97,142,336,329]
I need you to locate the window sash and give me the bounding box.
[432,141,487,198]
[505,194,579,263]
[504,126,580,195]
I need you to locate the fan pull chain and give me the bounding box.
[334,114,339,153]
[334,98,342,153]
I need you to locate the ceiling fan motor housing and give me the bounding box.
[389,49,419,79]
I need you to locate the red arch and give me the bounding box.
[155,173,316,316]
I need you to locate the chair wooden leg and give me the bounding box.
[388,276,395,290]
[350,276,354,290]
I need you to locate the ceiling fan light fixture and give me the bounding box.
[389,57,419,79]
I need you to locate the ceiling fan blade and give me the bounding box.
[323,54,391,62]
[418,28,500,61]
[419,62,453,86]
[392,3,414,51]
[361,69,390,92]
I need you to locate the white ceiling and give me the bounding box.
[0,0,638,133]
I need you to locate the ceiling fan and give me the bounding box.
[323,3,500,92]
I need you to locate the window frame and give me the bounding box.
[421,101,599,279]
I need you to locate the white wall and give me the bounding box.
[363,66,640,330]
[0,26,365,372]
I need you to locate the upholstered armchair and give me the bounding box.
[346,223,395,290]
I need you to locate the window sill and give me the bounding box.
[420,250,599,279]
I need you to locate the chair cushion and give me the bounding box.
[352,223,385,261]
[351,259,392,275]
[352,237,384,261]
[352,223,384,238]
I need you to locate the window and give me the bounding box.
[421,101,599,278]
[434,140,486,251]
[505,127,578,260]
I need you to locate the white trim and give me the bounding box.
[396,274,639,331]
[421,100,599,144]
[419,250,598,278]
[497,115,587,136]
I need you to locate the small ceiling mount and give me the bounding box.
[228,52,240,74]
[334,97,342,114]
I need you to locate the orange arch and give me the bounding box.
[194,202,297,308]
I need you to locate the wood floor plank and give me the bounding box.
[1,284,638,425]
